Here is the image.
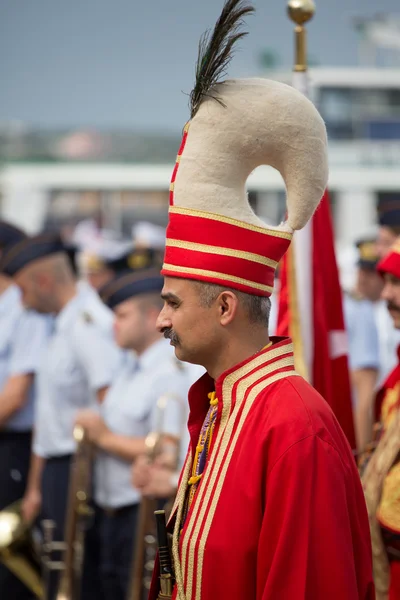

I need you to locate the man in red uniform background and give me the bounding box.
[148,1,375,598]
[363,238,400,600]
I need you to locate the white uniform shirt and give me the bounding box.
[343,294,380,407]
[95,338,191,509]
[0,285,50,431]
[33,285,123,457]
[343,295,380,373]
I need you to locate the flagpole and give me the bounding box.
[283,0,316,380]
[287,0,315,71]
[280,1,356,448]
[287,0,315,95]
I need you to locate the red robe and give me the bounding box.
[150,338,374,600]
[363,346,400,599]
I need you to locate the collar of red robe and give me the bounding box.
[187,336,296,443]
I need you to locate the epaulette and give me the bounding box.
[346,290,364,302]
[82,311,94,324]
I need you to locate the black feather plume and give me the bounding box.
[190,0,254,119]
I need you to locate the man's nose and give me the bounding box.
[381,282,393,302]
[156,306,171,333]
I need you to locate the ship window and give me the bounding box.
[317,85,400,140]
[318,88,353,124]
[366,120,400,140]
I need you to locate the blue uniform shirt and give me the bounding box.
[343,294,380,374]
[33,284,123,458]
[95,338,191,509]
[0,285,50,431]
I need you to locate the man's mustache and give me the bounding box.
[162,328,180,345]
[387,301,400,313]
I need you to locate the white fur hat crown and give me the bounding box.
[162,0,328,296]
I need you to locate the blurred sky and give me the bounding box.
[0,0,398,133]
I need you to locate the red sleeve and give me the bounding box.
[257,435,374,600]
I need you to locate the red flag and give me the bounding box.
[277,190,356,449]
[311,192,355,447]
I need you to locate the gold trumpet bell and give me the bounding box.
[0,500,44,598]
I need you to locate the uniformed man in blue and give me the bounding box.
[0,232,123,600]
[0,221,50,600]
[75,269,190,600]
[353,236,398,387]
[342,240,379,453]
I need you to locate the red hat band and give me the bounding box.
[161,207,292,297]
[377,240,400,280]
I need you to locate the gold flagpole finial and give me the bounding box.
[287,0,315,71]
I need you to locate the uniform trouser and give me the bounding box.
[41,455,105,600]
[0,430,36,600]
[98,503,139,600]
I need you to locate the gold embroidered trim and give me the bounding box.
[171,457,192,600]
[170,183,175,192]
[236,356,295,398]
[169,206,293,240]
[166,239,278,269]
[192,371,297,600]
[180,377,234,596]
[381,382,400,430]
[180,343,295,600]
[178,343,294,594]
[362,410,400,595]
[162,264,274,294]
[377,461,400,533]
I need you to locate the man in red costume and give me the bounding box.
[148,1,374,598]
[363,239,400,600]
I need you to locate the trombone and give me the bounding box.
[42,424,94,600]
[0,500,43,598]
[0,425,93,600]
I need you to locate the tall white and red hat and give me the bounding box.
[161,0,328,297]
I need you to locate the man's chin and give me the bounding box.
[172,343,181,355]
[173,344,186,361]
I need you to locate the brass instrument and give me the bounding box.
[0,500,44,598]
[128,393,184,600]
[154,510,174,600]
[42,424,93,600]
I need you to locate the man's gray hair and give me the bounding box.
[195,282,271,326]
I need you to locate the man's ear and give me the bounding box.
[218,291,239,326]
